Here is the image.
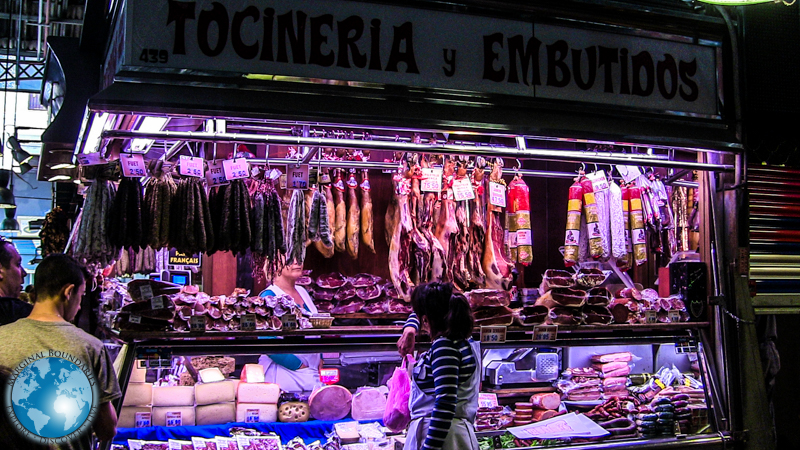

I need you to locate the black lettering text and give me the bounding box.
[571,46,596,90]
[443,49,456,77]
[482,33,505,82]
[620,48,630,94]
[309,14,334,66]
[597,46,618,93]
[337,15,366,68]
[657,54,678,99]
[679,58,699,102]
[508,35,541,86]
[369,19,382,70]
[385,22,418,73]
[197,1,228,57]
[231,6,259,60]
[546,40,570,87]
[260,8,274,61]
[277,10,307,64]
[631,51,654,96]
[167,0,196,55]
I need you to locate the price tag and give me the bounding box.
[489,182,507,207]
[287,164,310,189]
[134,412,151,428]
[533,325,558,341]
[245,409,260,423]
[319,171,332,184]
[478,393,499,408]
[129,314,142,324]
[281,314,297,330]
[618,165,642,183]
[190,315,206,332]
[150,295,165,310]
[240,313,256,331]
[206,159,229,187]
[421,168,443,192]
[320,368,340,385]
[77,153,107,166]
[452,177,475,201]
[179,155,205,178]
[165,411,182,427]
[668,310,682,322]
[645,310,658,324]
[222,158,249,180]
[587,170,610,192]
[480,326,507,343]
[139,284,154,301]
[120,153,147,177]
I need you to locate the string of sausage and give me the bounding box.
[628,185,648,266]
[563,179,583,267]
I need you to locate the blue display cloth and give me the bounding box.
[114,419,384,445]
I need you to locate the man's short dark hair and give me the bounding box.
[0,237,15,269]
[34,254,86,300]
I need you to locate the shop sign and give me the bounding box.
[124,0,719,116]
[168,249,201,266]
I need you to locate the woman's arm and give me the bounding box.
[397,313,419,357]
[423,338,461,450]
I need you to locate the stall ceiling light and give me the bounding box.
[47,175,72,182]
[83,112,113,155]
[129,117,169,153]
[49,163,76,170]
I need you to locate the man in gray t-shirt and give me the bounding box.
[0,254,120,450]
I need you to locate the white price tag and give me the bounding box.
[281,314,297,330]
[120,153,146,177]
[150,295,165,310]
[190,315,206,332]
[77,153,107,166]
[139,284,154,301]
[478,393,499,408]
[287,164,310,190]
[134,412,151,428]
[421,168,443,192]
[319,171,332,184]
[245,409,260,423]
[489,181,507,207]
[165,411,182,427]
[179,155,205,178]
[480,326,507,343]
[129,314,142,324]
[587,170,610,192]
[618,165,643,183]
[206,159,229,187]
[645,310,658,324]
[452,177,475,201]
[533,325,558,341]
[240,314,256,331]
[222,158,249,180]
[668,310,682,322]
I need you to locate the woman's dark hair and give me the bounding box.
[410,282,474,340]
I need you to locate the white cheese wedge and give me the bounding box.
[237,382,280,404]
[130,361,147,383]
[196,402,236,426]
[122,383,153,406]
[152,385,195,407]
[152,406,195,426]
[119,406,152,428]
[334,421,360,440]
[240,364,265,383]
[195,380,236,405]
[235,403,278,423]
[198,367,225,383]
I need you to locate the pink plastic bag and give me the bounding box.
[383,355,413,432]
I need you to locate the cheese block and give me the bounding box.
[198,367,225,383]
[195,380,236,405]
[122,382,153,406]
[196,402,236,425]
[334,421,360,441]
[309,385,352,421]
[237,382,280,404]
[152,385,195,407]
[278,401,310,422]
[130,361,147,383]
[119,406,151,428]
[235,403,278,423]
[351,387,387,421]
[241,364,265,383]
[152,406,196,426]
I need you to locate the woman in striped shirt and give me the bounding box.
[402,282,480,450]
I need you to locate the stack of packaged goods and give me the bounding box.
[119,362,152,428]
[236,364,280,423]
[195,368,237,425]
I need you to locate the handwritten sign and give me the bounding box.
[587,170,610,192]
[478,393,499,408]
[421,168,443,192]
[452,177,475,201]
[206,159,229,186]
[179,155,205,178]
[223,158,249,180]
[190,315,205,332]
[129,314,142,324]
[150,295,165,310]
[240,314,256,331]
[139,284,153,301]
[287,164,310,189]
[120,153,146,177]
[134,412,151,428]
[77,153,107,166]
[165,411,182,427]
[245,409,260,423]
[645,310,658,324]
[480,326,507,343]
[533,325,558,341]
[489,181,507,207]
[282,314,298,330]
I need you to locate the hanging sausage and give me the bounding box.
[507,174,533,266]
[580,177,603,260]
[563,179,583,267]
[628,185,648,266]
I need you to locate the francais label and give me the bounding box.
[129,315,142,324]
[165,411,182,427]
[668,310,681,322]
[281,314,297,330]
[287,164,310,190]
[223,158,249,180]
[588,170,610,192]
[120,153,146,177]
[645,310,658,324]
[150,295,165,310]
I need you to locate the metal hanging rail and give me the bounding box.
[100,129,733,173]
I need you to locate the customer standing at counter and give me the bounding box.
[0,237,31,325]
[399,282,481,450]
[258,261,321,392]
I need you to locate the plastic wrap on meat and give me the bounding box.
[466,289,511,309]
[521,305,549,325]
[549,307,582,325]
[473,306,515,326]
[388,298,413,314]
[584,305,613,325]
[550,287,588,308]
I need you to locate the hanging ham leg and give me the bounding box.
[333,170,347,253]
[468,157,487,286]
[389,172,415,301]
[360,170,375,253]
[482,159,513,290]
[346,171,360,259]
[435,157,458,280]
